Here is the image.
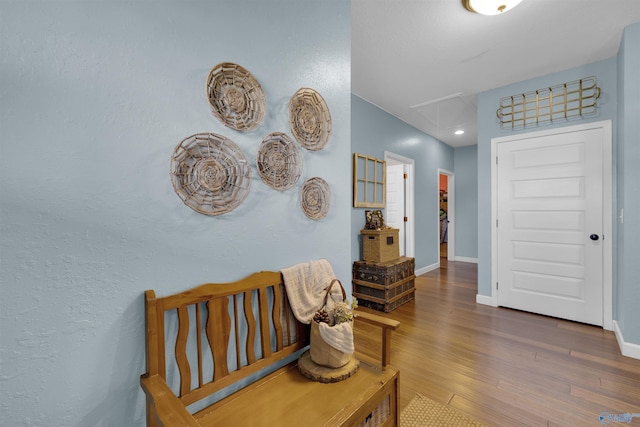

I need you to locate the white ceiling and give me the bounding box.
[352,0,640,147]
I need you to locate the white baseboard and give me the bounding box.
[415,262,440,276]
[476,294,497,307]
[454,256,478,263]
[613,321,640,360]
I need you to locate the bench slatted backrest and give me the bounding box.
[144,271,308,408]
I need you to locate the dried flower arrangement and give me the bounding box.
[312,298,358,326]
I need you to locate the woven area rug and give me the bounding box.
[400,393,487,427]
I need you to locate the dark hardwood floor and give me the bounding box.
[354,260,640,426]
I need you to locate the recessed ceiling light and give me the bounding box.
[454,130,465,135]
[463,0,523,15]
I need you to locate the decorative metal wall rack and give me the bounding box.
[496,76,601,129]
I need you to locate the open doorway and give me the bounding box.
[385,151,414,258]
[438,169,454,262]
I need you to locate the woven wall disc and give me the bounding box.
[170,133,251,216]
[300,177,331,220]
[256,132,302,191]
[206,62,266,132]
[288,88,332,151]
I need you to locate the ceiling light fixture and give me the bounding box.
[454,130,465,135]
[463,0,523,15]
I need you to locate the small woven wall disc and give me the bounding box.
[171,133,251,216]
[256,132,302,191]
[288,88,332,151]
[300,177,331,220]
[206,62,266,132]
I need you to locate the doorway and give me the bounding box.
[438,169,454,263]
[491,120,612,329]
[385,151,414,258]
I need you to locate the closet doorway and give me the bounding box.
[438,169,454,262]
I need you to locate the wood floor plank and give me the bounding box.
[353,260,640,426]
[449,393,547,427]
[495,380,597,426]
[570,349,640,376]
[599,377,640,404]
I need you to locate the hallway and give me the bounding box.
[354,261,640,426]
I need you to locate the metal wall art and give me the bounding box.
[288,88,332,151]
[497,76,601,129]
[171,133,251,216]
[206,62,266,131]
[300,177,331,220]
[256,132,302,191]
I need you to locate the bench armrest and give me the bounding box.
[353,309,400,369]
[354,310,400,330]
[140,374,199,427]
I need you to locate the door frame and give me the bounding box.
[438,169,455,262]
[489,120,612,330]
[385,151,415,258]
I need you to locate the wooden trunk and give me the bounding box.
[352,257,416,312]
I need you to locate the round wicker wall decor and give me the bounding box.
[206,62,266,132]
[170,132,251,216]
[300,177,331,220]
[256,132,302,191]
[288,88,332,151]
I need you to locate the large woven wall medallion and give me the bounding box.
[300,177,331,220]
[256,132,302,191]
[206,62,266,131]
[171,133,251,215]
[288,88,332,151]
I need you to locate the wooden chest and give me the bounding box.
[361,228,400,263]
[352,257,415,312]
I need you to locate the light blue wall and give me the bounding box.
[0,1,350,425]
[477,57,618,299]
[453,145,478,259]
[351,95,454,271]
[616,23,640,345]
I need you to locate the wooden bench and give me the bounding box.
[140,270,400,426]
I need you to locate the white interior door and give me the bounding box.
[496,127,605,326]
[386,163,405,256]
[385,152,415,258]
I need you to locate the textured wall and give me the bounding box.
[616,23,640,346]
[453,145,478,260]
[0,1,350,425]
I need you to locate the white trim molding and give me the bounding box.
[476,294,497,307]
[613,321,640,360]
[416,262,439,277]
[454,256,478,264]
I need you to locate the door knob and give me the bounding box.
[590,234,599,241]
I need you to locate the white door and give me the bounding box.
[386,163,405,256]
[496,127,605,326]
[385,151,415,259]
